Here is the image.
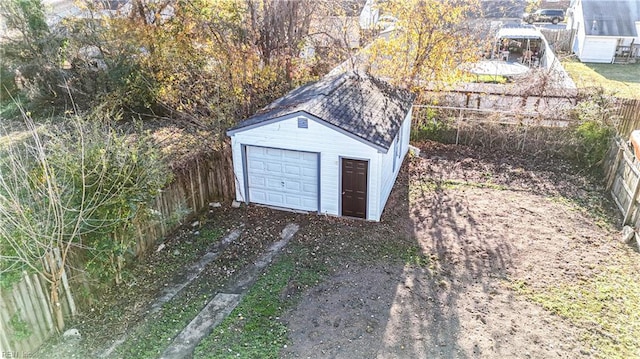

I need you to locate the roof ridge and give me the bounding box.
[228,70,415,151]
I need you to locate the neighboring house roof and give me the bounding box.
[580,0,640,37]
[228,72,416,151]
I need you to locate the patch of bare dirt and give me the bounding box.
[282,141,622,358]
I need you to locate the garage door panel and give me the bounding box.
[283,151,301,160]
[249,176,266,187]
[302,182,317,192]
[251,190,267,202]
[284,164,301,176]
[267,192,285,203]
[265,148,282,157]
[302,167,316,177]
[283,195,317,208]
[284,196,302,207]
[285,181,301,191]
[301,197,317,208]
[302,152,317,161]
[265,178,283,189]
[266,162,282,172]
[246,146,318,211]
[248,160,265,170]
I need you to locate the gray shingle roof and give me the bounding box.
[228,72,415,151]
[582,0,640,37]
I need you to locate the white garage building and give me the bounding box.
[227,71,415,221]
[567,0,640,63]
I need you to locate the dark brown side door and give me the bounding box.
[341,158,368,219]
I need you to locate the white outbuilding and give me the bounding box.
[227,71,415,221]
[567,0,640,63]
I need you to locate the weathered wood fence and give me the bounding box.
[606,97,640,227]
[605,137,640,227]
[614,98,640,139]
[539,28,573,53]
[0,142,235,353]
[133,143,236,255]
[0,249,75,355]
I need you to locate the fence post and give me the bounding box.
[606,142,623,191]
[521,124,528,152]
[624,175,640,225]
[456,108,462,145]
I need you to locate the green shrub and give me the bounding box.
[9,311,31,341]
[570,88,619,169]
[52,118,171,285]
[0,65,17,99]
[573,120,615,168]
[411,107,457,142]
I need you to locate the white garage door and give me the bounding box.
[246,146,319,211]
[581,38,617,63]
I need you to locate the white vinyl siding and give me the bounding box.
[230,113,384,220]
[571,1,632,64]
[230,109,412,221]
[377,110,411,217]
[393,127,400,172]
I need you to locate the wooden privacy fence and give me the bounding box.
[0,249,75,355]
[614,98,640,140]
[133,144,236,255]
[539,28,573,53]
[0,142,235,353]
[605,137,640,227]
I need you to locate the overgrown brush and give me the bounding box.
[0,110,170,330]
[569,88,620,168]
[411,88,620,172]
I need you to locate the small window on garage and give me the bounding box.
[298,118,308,128]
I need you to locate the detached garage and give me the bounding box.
[567,0,640,63]
[227,71,415,221]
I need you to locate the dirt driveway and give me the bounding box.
[282,141,625,358]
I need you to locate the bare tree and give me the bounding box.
[0,112,167,331]
[1,116,78,331]
[246,0,315,83]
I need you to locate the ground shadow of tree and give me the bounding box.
[284,140,604,358]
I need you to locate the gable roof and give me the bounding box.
[580,0,640,37]
[228,72,416,151]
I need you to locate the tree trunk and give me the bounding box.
[116,254,124,285]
